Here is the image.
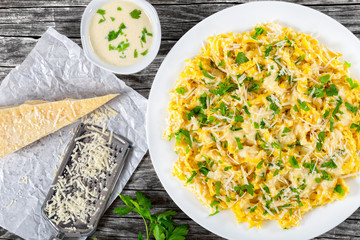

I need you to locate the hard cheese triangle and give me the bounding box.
[0,94,118,158]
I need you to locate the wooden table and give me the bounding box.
[1,0,360,239]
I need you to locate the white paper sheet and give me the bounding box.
[0,28,148,240]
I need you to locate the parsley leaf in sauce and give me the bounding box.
[107,23,126,41]
[316,131,326,151]
[176,87,187,94]
[97,9,106,23]
[297,100,310,111]
[289,156,300,168]
[130,9,142,19]
[199,61,216,79]
[333,184,345,195]
[251,27,267,40]
[346,77,359,89]
[236,52,249,65]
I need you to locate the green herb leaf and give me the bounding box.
[326,84,339,97]
[235,137,243,150]
[140,49,148,56]
[345,61,351,68]
[249,206,257,213]
[321,159,337,169]
[303,160,319,174]
[114,206,133,215]
[199,167,210,176]
[319,74,330,84]
[110,17,115,21]
[251,27,267,40]
[256,160,264,169]
[107,23,126,41]
[293,105,299,112]
[297,100,310,111]
[176,87,187,94]
[346,77,359,90]
[186,171,197,184]
[136,191,152,209]
[134,49,138,58]
[218,61,225,67]
[215,181,221,196]
[321,170,332,181]
[209,206,220,216]
[333,184,345,195]
[236,52,249,65]
[283,127,291,134]
[199,61,216,79]
[130,9,142,19]
[175,129,192,146]
[289,156,300,168]
[345,102,358,115]
[224,166,232,171]
[316,131,326,151]
[351,121,360,132]
[295,54,305,65]
[264,45,274,57]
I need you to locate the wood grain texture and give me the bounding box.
[1,0,360,239]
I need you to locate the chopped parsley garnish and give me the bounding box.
[235,183,254,196]
[256,160,264,169]
[110,17,115,21]
[236,52,249,65]
[345,102,358,115]
[274,189,284,200]
[210,200,220,208]
[242,105,251,117]
[319,74,330,84]
[235,114,244,123]
[97,9,106,23]
[282,127,291,134]
[130,9,142,19]
[295,54,305,65]
[333,184,345,195]
[320,170,332,181]
[199,61,216,79]
[175,129,192,147]
[264,45,274,57]
[199,92,208,109]
[215,181,221,196]
[227,51,231,57]
[186,171,197,183]
[117,7,122,11]
[249,206,257,213]
[140,28,153,44]
[351,121,360,132]
[134,49,138,58]
[307,85,325,98]
[321,159,337,169]
[303,160,319,174]
[218,61,225,67]
[345,61,351,68]
[109,41,130,53]
[326,84,339,97]
[224,166,232,171]
[210,133,216,142]
[289,156,300,168]
[315,178,321,183]
[235,137,244,150]
[297,100,310,111]
[209,206,220,216]
[140,49,148,56]
[107,23,126,41]
[251,27,267,40]
[266,95,281,115]
[293,104,299,112]
[346,77,359,89]
[199,167,210,176]
[316,131,326,151]
[231,95,241,101]
[175,87,187,94]
[262,183,270,194]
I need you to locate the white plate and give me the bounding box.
[146,1,360,239]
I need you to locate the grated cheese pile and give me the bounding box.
[165,23,360,229]
[44,125,117,229]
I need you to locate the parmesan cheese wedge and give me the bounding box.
[0,94,118,158]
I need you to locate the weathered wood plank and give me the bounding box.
[1,0,360,8]
[1,4,360,40]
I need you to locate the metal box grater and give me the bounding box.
[41,123,131,239]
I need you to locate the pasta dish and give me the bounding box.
[164,23,360,229]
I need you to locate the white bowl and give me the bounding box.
[81,0,161,74]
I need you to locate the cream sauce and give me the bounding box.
[89,1,153,66]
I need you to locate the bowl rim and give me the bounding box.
[80,0,161,75]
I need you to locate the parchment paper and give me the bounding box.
[0,28,148,240]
